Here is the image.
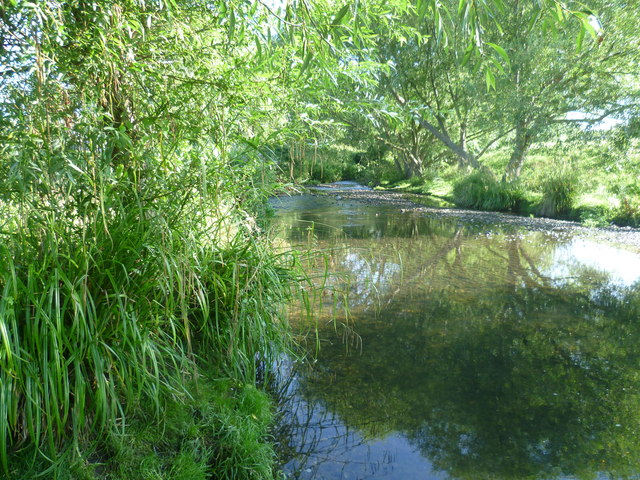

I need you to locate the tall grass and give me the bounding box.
[537,168,580,217]
[0,2,302,476]
[452,169,524,212]
[0,156,296,474]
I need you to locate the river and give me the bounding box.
[270,184,640,480]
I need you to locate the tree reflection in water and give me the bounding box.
[272,195,640,480]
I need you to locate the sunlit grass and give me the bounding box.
[0,160,299,477]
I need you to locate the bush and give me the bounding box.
[378,161,406,185]
[311,161,344,183]
[0,163,296,475]
[538,168,580,217]
[578,205,614,228]
[610,197,640,227]
[452,170,525,212]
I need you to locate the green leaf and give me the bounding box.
[555,2,564,22]
[486,42,510,67]
[418,0,429,21]
[527,8,542,32]
[228,9,236,40]
[300,51,314,75]
[458,0,466,16]
[576,23,586,51]
[331,4,350,27]
[461,44,474,67]
[490,57,505,75]
[583,18,598,39]
[255,37,262,59]
[491,0,506,14]
[485,68,496,91]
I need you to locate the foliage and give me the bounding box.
[301,0,639,183]
[578,204,614,227]
[10,375,275,480]
[610,197,640,227]
[452,170,525,211]
[1,0,639,476]
[355,150,407,186]
[0,176,298,469]
[537,167,580,217]
[0,0,300,475]
[271,142,362,184]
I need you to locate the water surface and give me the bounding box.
[271,192,640,480]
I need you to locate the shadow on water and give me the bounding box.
[270,193,640,480]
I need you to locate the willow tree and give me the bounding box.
[291,0,636,180]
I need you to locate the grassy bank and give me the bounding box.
[284,136,640,228]
[0,166,300,479]
[10,372,276,480]
[378,141,640,228]
[2,225,297,480]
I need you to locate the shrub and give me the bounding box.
[0,167,296,474]
[379,161,406,185]
[311,161,344,183]
[610,197,640,227]
[453,170,524,212]
[578,205,614,227]
[538,168,580,217]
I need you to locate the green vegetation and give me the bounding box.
[452,169,525,212]
[281,0,639,227]
[0,1,302,478]
[538,167,580,217]
[372,134,640,225]
[1,0,638,478]
[10,374,275,480]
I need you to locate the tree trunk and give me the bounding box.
[412,112,480,170]
[458,120,468,170]
[503,122,532,182]
[388,87,480,171]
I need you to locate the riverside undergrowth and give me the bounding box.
[0,1,317,477]
[0,162,302,478]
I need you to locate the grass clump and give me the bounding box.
[9,373,276,480]
[452,170,525,212]
[0,160,297,477]
[537,168,580,217]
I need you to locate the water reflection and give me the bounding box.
[551,239,640,288]
[272,194,640,480]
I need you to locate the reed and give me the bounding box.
[0,158,297,474]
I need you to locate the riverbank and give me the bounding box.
[306,182,640,251]
[289,141,640,230]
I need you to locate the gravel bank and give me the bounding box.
[308,184,640,251]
